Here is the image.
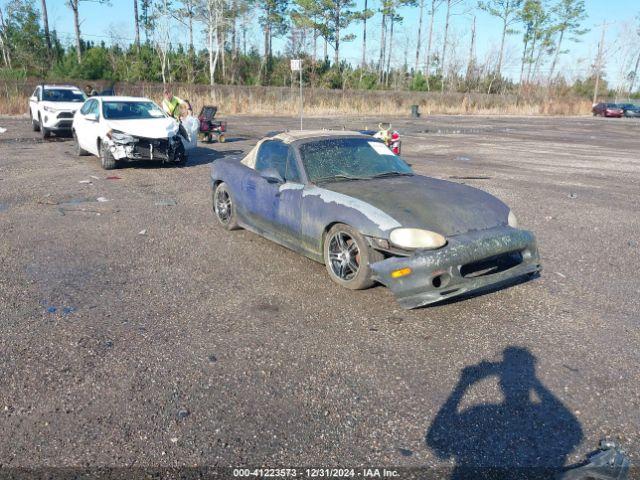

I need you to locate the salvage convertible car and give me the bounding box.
[72,96,196,169]
[211,131,541,309]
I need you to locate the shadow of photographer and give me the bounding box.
[426,347,583,480]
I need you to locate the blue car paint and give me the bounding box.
[210,134,541,308]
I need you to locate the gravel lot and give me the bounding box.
[0,114,638,474]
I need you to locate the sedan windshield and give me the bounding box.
[42,89,86,102]
[299,137,413,183]
[102,101,167,120]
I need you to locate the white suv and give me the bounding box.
[29,85,87,138]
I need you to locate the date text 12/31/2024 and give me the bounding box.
[233,468,401,478]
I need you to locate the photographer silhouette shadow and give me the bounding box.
[426,347,583,480]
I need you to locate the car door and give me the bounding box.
[76,99,100,155]
[242,140,303,244]
[29,87,40,119]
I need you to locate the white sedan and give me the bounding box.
[72,96,196,170]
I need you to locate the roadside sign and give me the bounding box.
[291,59,302,71]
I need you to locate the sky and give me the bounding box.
[36,0,640,87]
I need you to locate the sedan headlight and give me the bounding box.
[107,130,136,144]
[389,228,446,250]
[508,210,518,228]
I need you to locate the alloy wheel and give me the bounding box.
[328,231,360,281]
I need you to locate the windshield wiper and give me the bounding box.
[313,174,370,183]
[370,171,414,179]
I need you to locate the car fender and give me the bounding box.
[300,185,401,259]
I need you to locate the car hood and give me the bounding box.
[105,118,179,139]
[41,101,83,111]
[322,175,510,236]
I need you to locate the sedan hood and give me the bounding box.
[323,175,510,236]
[105,118,179,139]
[41,101,83,111]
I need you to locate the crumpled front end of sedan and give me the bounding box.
[370,226,541,309]
[108,132,186,163]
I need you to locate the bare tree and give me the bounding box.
[424,0,444,87]
[359,0,374,67]
[546,0,588,84]
[0,5,11,68]
[478,0,523,79]
[414,0,425,72]
[66,0,110,63]
[40,0,51,56]
[133,0,140,52]
[153,0,174,84]
[629,13,640,94]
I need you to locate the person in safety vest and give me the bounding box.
[162,89,193,139]
[162,89,192,119]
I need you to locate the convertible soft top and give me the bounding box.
[241,130,365,169]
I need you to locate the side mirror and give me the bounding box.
[260,168,284,184]
[30,96,37,102]
[85,112,98,122]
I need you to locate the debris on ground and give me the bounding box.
[176,408,190,420]
[155,199,177,206]
[628,240,637,247]
[449,175,491,180]
[79,180,93,184]
[568,192,577,199]
[0,127,6,134]
[208,354,217,363]
[0,203,8,213]
[44,304,75,315]
[90,175,100,180]
[96,197,109,203]
[106,176,121,180]
[555,272,566,278]
[455,156,472,161]
[138,229,147,235]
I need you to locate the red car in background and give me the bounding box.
[592,102,624,117]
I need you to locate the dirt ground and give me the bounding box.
[0,114,639,475]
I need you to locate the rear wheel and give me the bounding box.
[73,131,88,156]
[99,141,117,170]
[213,182,239,230]
[323,223,383,290]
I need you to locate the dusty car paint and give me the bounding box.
[210,132,541,308]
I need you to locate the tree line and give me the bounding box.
[0,0,639,98]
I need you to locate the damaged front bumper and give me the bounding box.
[370,226,541,309]
[109,135,185,163]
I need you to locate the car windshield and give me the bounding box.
[102,101,167,120]
[298,137,413,183]
[42,89,86,102]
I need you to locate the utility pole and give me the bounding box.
[592,22,610,105]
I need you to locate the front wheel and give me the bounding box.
[31,113,40,131]
[212,182,239,230]
[323,223,383,290]
[40,116,50,139]
[100,142,117,170]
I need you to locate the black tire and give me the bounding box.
[212,182,239,230]
[31,113,40,131]
[40,116,50,139]
[323,223,383,290]
[73,131,89,156]
[99,141,117,170]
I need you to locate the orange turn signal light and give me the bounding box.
[391,267,412,279]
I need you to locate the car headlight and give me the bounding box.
[508,210,518,228]
[389,228,446,250]
[107,130,136,144]
[43,106,57,113]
